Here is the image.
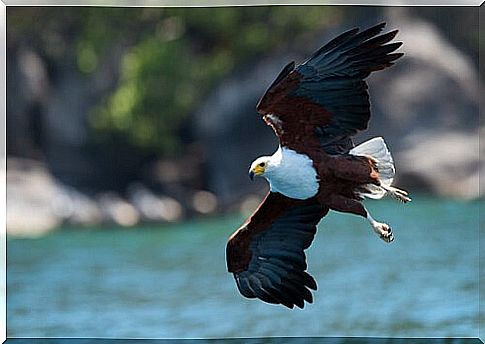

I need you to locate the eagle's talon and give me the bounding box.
[380,232,393,243]
[372,222,393,243]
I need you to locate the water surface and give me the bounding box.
[7,197,480,338]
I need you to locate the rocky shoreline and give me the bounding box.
[7,157,220,237]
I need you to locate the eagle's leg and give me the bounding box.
[365,211,394,243]
[324,194,393,243]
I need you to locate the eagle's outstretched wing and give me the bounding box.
[257,22,403,155]
[226,192,328,308]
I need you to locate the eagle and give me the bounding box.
[225,23,411,309]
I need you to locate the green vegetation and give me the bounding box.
[90,7,339,155]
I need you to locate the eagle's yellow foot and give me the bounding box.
[367,213,394,243]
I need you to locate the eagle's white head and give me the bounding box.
[248,146,284,181]
[248,147,319,200]
[248,156,275,181]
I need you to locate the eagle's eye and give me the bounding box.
[258,162,266,167]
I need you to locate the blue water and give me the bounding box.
[7,197,481,338]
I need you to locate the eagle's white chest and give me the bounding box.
[265,147,319,200]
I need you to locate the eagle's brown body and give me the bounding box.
[316,154,380,216]
[260,67,381,218]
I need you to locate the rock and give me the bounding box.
[191,190,218,215]
[7,158,62,236]
[7,158,133,235]
[127,183,184,222]
[55,185,103,226]
[6,158,101,236]
[398,132,481,199]
[97,192,140,227]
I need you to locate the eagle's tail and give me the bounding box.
[350,137,411,203]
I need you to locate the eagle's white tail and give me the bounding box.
[350,137,410,202]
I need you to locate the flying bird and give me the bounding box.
[226,23,411,309]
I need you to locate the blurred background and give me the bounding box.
[6,5,483,339]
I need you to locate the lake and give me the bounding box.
[7,197,481,339]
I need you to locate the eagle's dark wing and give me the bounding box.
[226,192,328,309]
[257,22,403,155]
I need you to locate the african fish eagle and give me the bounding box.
[226,23,411,309]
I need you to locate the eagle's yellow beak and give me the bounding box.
[249,164,265,181]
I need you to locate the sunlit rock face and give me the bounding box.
[194,11,482,202]
[7,158,101,237]
[6,159,186,236]
[367,11,482,200]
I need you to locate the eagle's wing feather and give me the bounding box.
[226,192,328,308]
[256,22,403,155]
